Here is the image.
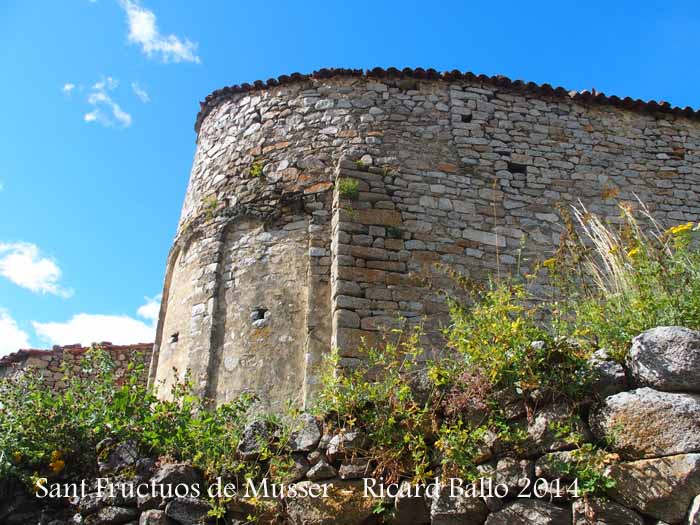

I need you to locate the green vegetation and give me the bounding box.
[2,202,700,505]
[204,194,218,220]
[547,202,700,359]
[250,162,264,178]
[0,353,291,499]
[338,177,360,199]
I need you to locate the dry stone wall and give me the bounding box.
[152,71,700,409]
[0,343,152,389]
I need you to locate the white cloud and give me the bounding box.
[0,242,73,298]
[120,0,200,63]
[84,76,132,128]
[136,294,161,323]
[62,82,76,94]
[131,81,150,103]
[32,296,160,346]
[0,308,31,357]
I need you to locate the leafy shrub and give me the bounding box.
[338,177,360,199]
[548,202,700,359]
[315,326,436,482]
[0,350,287,489]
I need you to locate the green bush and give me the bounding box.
[548,203,700,359]
[0,350,287,489]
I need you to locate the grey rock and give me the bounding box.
[84,507,139,525]
[628,326,700,392]
[390,481,430,524]
[285,480,376,525]
[535,450,577,481]
[237,420,274,460]
[289,413,321,452]
[139,510,174,525]
[326,431,367,461]
[522,403,590,455]
[339,458,371,479]
[485,500,570,524]
[687,494,700,525]
[590,387,700,459]
[572,497,643,525]
[306,459,337,480]
[97,439,140,474]
[287,452,311,482]
[605,453,700,523]
[430,485,488,525]
[494,457,534,495]
[589,349,628,397]
[164,497,212,525]
[80,493,105,516]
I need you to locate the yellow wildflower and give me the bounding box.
[627,247,640,257]
[542,258,556,269]
[49,450,65,474]
[668,222,694,236]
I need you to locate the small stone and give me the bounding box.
[289,413,322,452]
[572,497,643,525]
[326,431,367,461]
[237,420,274,460]
[494,457,534,495]
[338,458,371,479]
[430,484,488,525]
[287,453,310,482]
[485,500,570,524]
[306,459,337,481]
[139,510,173,525]
[588,349,628,398]
[164,497,212,524]
[84,507,138,525]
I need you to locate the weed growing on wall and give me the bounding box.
[337,177,360,199]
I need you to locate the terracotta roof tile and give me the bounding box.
[195,67,700,133]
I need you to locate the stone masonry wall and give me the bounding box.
[0,343,153,389]
[152,70,700,410]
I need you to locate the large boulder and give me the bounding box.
[605,453,700,523]
[285,480,379,525]
[590,388,700,459]
[430,484,488,525]
[572,497,643,525]
[628,327,700,392]
[484,500,570,524]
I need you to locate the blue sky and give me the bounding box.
[1,0,699,354]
